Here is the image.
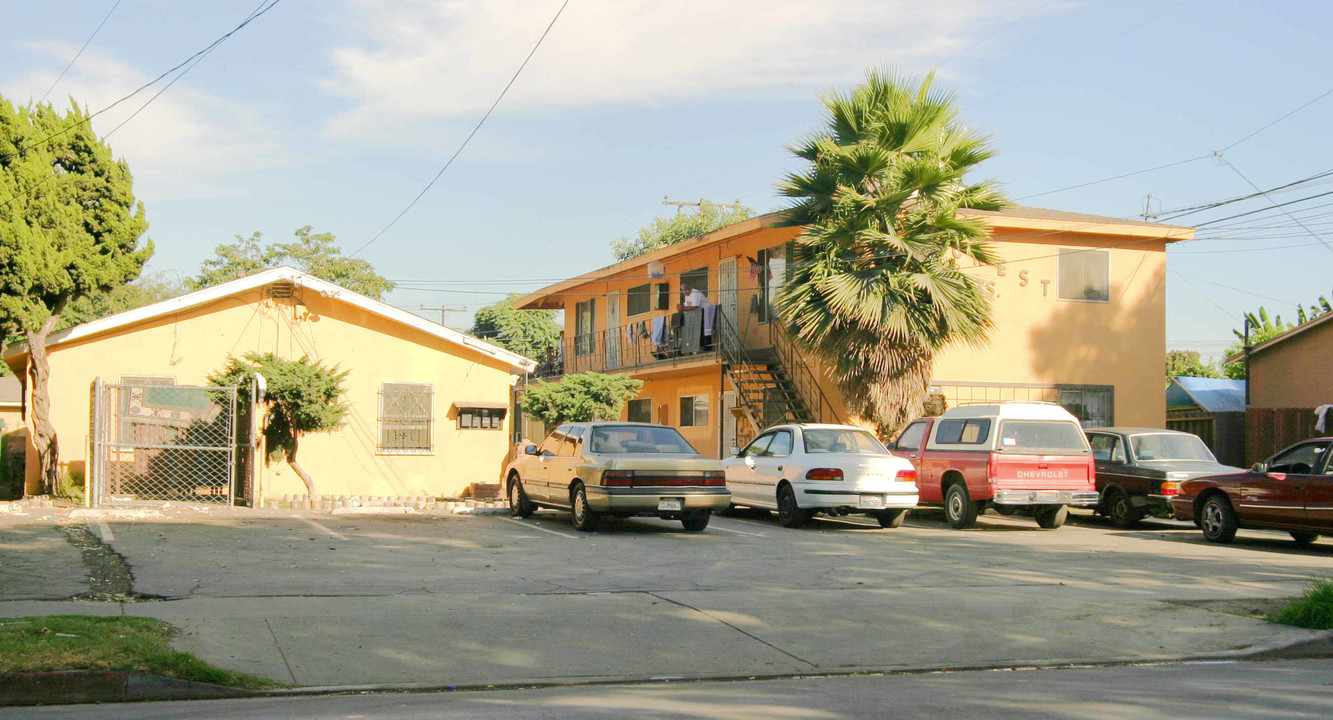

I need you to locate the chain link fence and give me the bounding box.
[90,380,240,506]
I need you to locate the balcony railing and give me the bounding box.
[532,307,719,379]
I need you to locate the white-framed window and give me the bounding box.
[1058,248,1110,302]
[626,398,652,423]
[379,383,433,453]
[627,284,652,316]
[679,394,709,427]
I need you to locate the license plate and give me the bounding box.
[858,495,885,509]
[658,498,683,511]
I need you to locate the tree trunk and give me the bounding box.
[26,306,65,496]
[285,437,316,499]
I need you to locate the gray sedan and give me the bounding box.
[1085,428,1244,528]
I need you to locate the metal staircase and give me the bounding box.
[716,309,841,447]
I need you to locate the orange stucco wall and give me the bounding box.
[531,216,1173,451]
[17,287,519,499]
[1248,322,1333,408]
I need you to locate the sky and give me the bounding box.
[3,0,1333,364]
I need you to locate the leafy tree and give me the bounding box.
[61,272,187,329]
[470,295,561,360]
[611,203,754,261]
[776,69,1006,437]
[1165,349,1218,385]
[1221,307,1297,380]
[209,353,349,499]
[522,372,643,426]
[0,97,151,491]
[190,226,395,299]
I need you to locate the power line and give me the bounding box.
[1219,84,1333,154]
[349,0,573,258]
[1153,167,1333,221]
[1210,152,1333,253]
[37,0,123,105]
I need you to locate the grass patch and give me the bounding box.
[1269,578,1333,630]
[0,616,283,689]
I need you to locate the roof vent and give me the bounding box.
[267,281,295,299]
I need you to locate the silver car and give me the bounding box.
[505,422,729,532]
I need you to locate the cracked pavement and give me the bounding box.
[2,504,1332,687]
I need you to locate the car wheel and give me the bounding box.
[1290,531,1320,546]
[1199,494,1238,543]
[1106,489,1142,529]
[508,475,534,518]
[570,484,600,532]
[1034,504,1068,529]
[876,509,908,528]
[944,484,978,529]
[681,510,711,532]
[777,484,811,528]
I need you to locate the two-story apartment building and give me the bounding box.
[515,206,1192,456]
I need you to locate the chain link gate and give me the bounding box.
[89,379,243,507]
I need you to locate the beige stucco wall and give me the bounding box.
[1249,321,1333,408]
[18,287,519,499]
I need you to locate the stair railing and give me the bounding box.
[768,321,843,426]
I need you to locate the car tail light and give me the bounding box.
[895,468,917,484]
[987,455,997,483]
[602,470,633,487]
[805,468,844,481]
[703,470,726,486]
[1160,480,1180,496]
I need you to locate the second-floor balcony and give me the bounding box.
[533,307,722,379]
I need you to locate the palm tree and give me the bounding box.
[776,69,1007,437]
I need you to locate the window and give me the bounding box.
[558,427,584,457]
[575,299,596,357]
[679,394,709,427]
[655,282,671,310]
[589,425,696,454]
[935,419,991,445]
[1130,433,1215,462]
[1268,441,1330,475]
[627,284,652,316]
[757,245,787,323]
[680,266,709,303]
[379,383,433,453]
[1058,248,1109,302]
[803,428,889,455]
[742,433,775,457]
[1088,433,1126,463]
[538,427,569,456]
[894,421,929,452]
[765,429,794,457]
[626,398,652,423]
[1058,385,1114,428]
[458,407,506,430]
[997,420,1089,455]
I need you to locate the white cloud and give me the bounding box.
[16,42,287,202]
[323,0,1056,139]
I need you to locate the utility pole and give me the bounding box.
[662,196,746,214]
[419,305,465,326]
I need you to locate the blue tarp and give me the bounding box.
[1167,376,1247,413]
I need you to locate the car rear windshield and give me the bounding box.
[589,425,698,454]
[997,420,1089,454]
[1131,433,1216,462]
[803,428,890,455]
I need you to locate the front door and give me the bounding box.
[721,390,738,457]
[752,428,795,506]
[727,431,774,507]
[1305,451,1333,525]
[545,427,585,507]
[605,292,620,369]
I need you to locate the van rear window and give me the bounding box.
[997,420,1089,454]
[935,419,991,445]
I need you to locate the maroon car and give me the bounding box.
[1170,437,1333,545]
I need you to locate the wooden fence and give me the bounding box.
[1245,407,1323,465]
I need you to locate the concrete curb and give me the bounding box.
[6,630,1331,707]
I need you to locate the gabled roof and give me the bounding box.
[1167,377,1246,413]
[1235,310,1333,361]
[2,267,536,374]
[515,205,1194,310]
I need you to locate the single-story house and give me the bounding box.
[1166,376,1246,467]
[1236,310,1333,462]
[2,267,535,504]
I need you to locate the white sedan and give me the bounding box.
[723,423,919,528]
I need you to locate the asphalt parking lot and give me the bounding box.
[3,504,1332,688]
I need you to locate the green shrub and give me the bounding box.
[1269,578,1333,630]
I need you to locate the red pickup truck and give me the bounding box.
[888,403,1098,529]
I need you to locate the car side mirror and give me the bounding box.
[729,445,741,457]
[523,444,539,456]
[1252,462,1268,473]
